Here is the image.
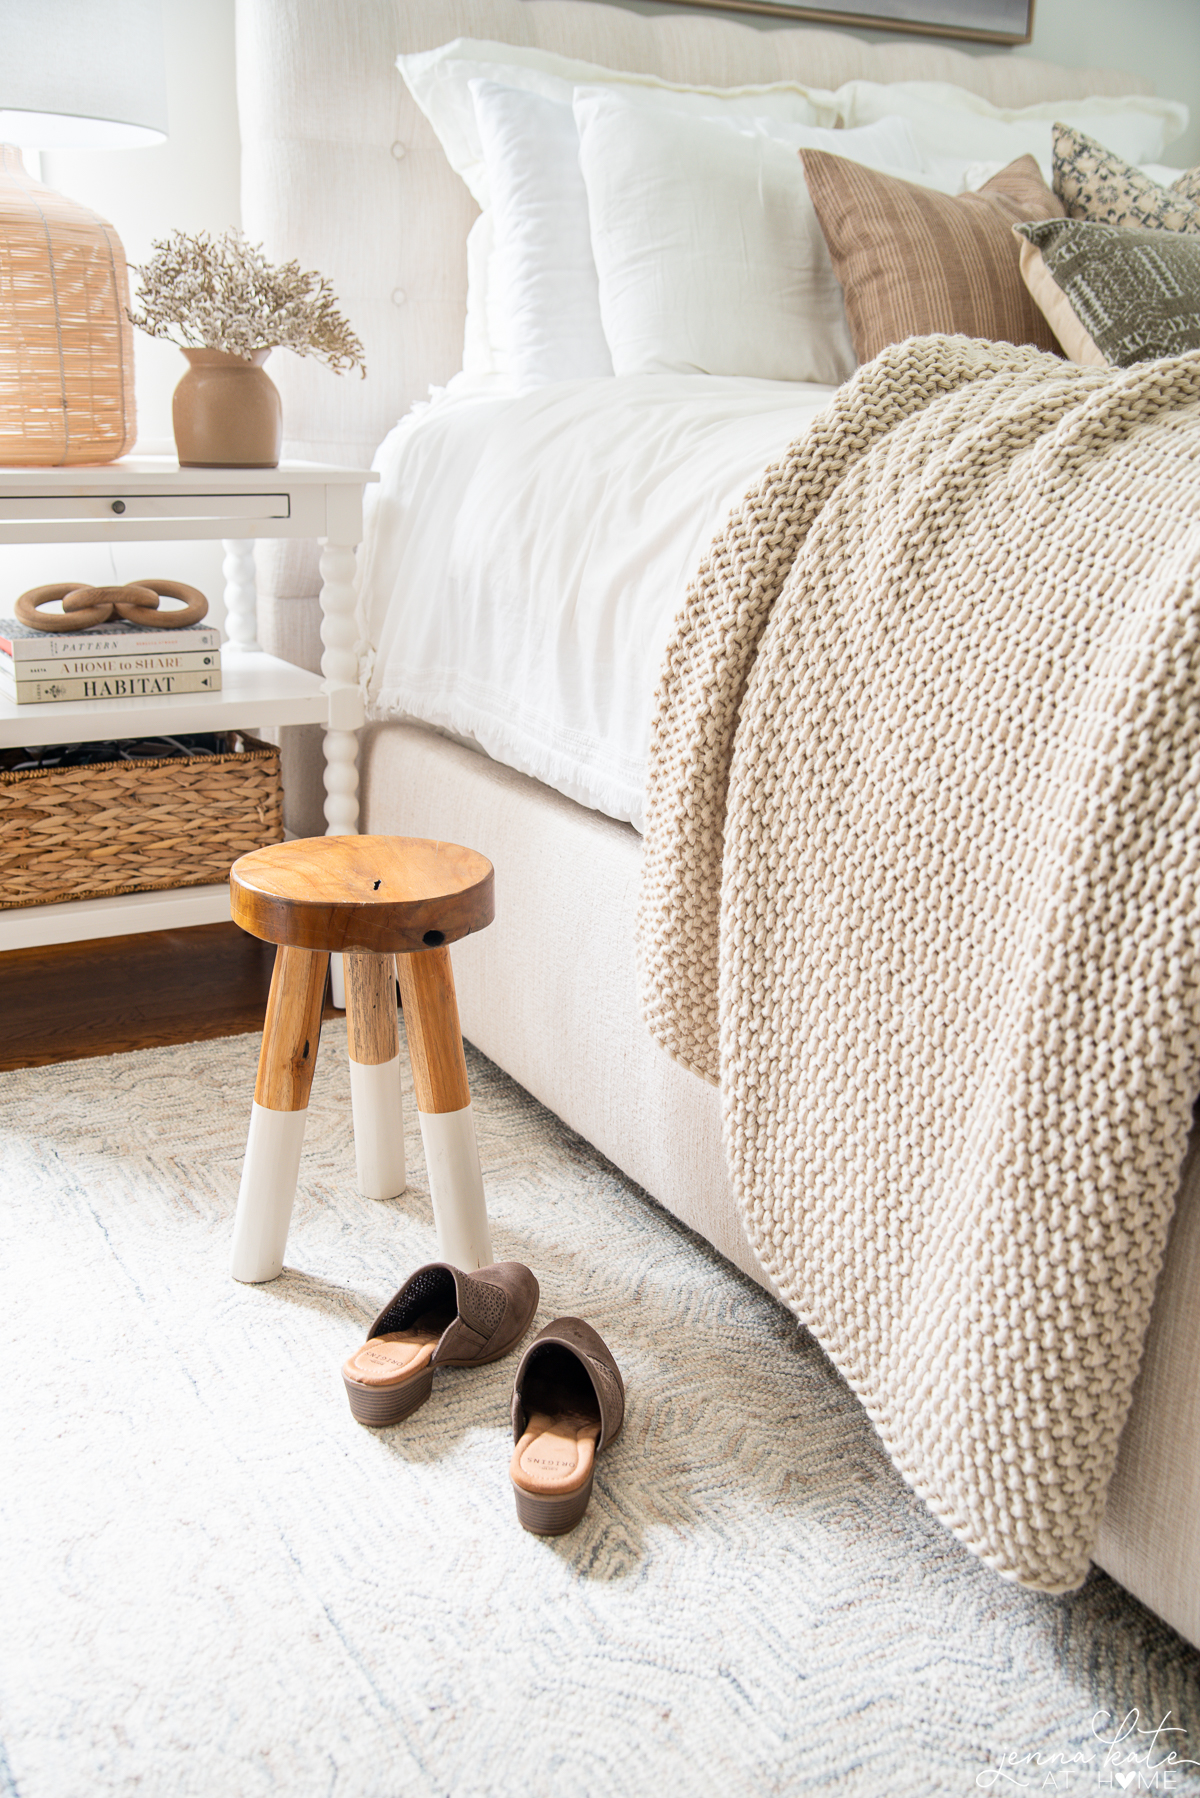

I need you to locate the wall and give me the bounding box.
[1020,0,1198,166]
[0,0,240,630]
[620,0,1200,165]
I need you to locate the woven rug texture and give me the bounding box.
[1,1023,1198,1798]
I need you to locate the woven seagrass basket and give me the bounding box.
[0,733,283,910]
[0,145,137,466]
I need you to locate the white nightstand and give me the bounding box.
[0,457,378,953]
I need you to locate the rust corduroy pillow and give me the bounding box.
[801,151,1065,364]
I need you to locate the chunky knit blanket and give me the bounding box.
[638,336,1200,1590]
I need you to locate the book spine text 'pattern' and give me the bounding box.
[0,625,221,659]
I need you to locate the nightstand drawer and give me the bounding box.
[0,492,291,526]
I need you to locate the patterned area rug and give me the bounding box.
[1,1023,1198,1798]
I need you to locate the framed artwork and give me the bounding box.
[650,0,1035,47]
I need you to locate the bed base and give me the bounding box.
[360,718,1200,1650]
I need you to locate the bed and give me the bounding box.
[235,0,1200,1645]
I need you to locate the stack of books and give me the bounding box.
[0,617,222,706]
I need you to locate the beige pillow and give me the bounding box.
[1052,123,1200,233]
[1016,218,1200,369]
[1016,239,1105,366]
[801,151,1065,365]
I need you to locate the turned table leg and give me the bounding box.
[344,949,406,1201]
[319,537,361,839]
[230,945,329,1283]
[221,538,261,653]
[318,534,365,1014]
[396,945,493,1271]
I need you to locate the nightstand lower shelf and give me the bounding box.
[0,882,234,952]
[0,651,326,953]
[0,651,327,749]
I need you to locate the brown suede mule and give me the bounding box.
[509,1318,624,1535]
[342,1260,539,1426]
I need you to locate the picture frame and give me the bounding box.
[650,0,1035,47]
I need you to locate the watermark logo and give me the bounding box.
[976,1710,1198,1792]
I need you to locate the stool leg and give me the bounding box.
[231,946,328,1284]
[344,950,406,1200]
[396,945,494,1270]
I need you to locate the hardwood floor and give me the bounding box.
[0,922,336,1071]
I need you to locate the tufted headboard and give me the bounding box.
[236,0,1147,482]
[234,0,1148,749]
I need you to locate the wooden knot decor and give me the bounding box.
[15,580,209,632]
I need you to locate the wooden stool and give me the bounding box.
[227,834,495,1284]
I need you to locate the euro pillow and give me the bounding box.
[835,80,1187,186]
[802,151,1065,365]
[1051,123,1200,232]
[470,81,612,389]
[573,91,927,385]
[1015,218,1200,367]
[461,211,501,378]
[398,37,838,208]
[465,79,921,390]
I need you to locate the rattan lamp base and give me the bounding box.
[0,144,137,466]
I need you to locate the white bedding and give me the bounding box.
[359,374,835,829]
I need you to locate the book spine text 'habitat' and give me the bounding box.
[0,671,222,705]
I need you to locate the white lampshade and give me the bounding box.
[0,0,168,149]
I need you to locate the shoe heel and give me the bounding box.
[512,1469,595,1535]
[344,1362,435,1427]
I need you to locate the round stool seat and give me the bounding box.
[230,834,494,954]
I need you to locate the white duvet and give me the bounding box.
[359,374,835,830]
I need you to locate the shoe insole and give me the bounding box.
[343,1306,455,1388]
[510,1411,601,1496]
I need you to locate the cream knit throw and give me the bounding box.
[639,336,1200,1589]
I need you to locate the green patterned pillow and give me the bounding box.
[1052,123,1200,233]
[1015,218,1200,368]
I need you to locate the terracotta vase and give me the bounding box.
[172,347,282,468]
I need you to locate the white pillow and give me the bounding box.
[469,80,611,389]
[462,210,503,379]
[1140,162,1192,187]
[836,81,1188,184]
[464,77,922,390]
[573,92,926,385]
[398,36,839,208]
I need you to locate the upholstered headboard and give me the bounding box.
[234,0,1148,763]
[236,0,1147,483]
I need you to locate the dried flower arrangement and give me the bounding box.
[128,230,365,375]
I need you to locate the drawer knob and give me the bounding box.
[111,500,126,514]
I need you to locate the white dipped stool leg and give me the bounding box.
[396,944,494,1270]
[418,1106,490,1270]
[232,1105,307,1283]
[344,949,406,1201]
[231,945,328,1283]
